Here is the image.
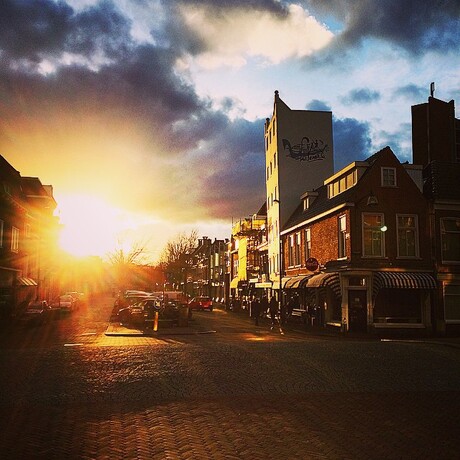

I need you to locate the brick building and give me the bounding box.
[280,147,436,334]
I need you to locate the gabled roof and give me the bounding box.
[282,146,404,232]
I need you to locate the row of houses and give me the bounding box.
[188,93,460,336]
[0,155,61,322]
[1,92,458,336]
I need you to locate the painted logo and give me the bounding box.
[282,137,328,161]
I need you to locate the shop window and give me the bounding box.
[374,290,421,323]
[397,214,419,258]
[444,284,460,322]
[441,217,460,262]
[362,213,385,257]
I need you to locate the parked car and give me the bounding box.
[50,294,77,313]
[189,296,213,311]
[18,300,53,326]
[65,292,85,305]
[118,298,191,325]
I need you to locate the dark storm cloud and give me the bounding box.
[305,99,372,172]
[0,0,132,61]
[306,0,460,55]
[341,88,381,105]
[195,117,266,217]
[333,117,372,171]
[0,0,270,220]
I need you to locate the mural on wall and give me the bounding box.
[282,137,328,161]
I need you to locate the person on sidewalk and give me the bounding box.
[252,296,261,326]
[269,296,284,334]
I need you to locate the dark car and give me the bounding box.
[19,300,53,326]
[118,298,190,326]
[189,296,213,311]
[50,294,77,313]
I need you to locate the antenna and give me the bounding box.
[430,82,435,98]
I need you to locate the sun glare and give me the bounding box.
[57,194,125,258]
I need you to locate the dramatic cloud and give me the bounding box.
[306,100,372,172]
[333,117,372,171]
[0,0,458,254]
[177,3,334,68]
[306,0,460,55]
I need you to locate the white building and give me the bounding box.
[264,91,334,295]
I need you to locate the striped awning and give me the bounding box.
[305,272,341,298]
[16,277,38,286]
[282,277,292,288]
[284,275,314,289]
[373,272,436,295]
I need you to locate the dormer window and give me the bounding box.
[301,191,318,210]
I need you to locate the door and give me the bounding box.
[348,290,367,332]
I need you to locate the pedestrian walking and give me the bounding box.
[269,296,284,334]
[260,294,269,319]
[252,297,261,326]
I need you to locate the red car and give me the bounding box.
[189,296,213,311]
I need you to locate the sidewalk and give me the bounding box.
[228,305,460,348]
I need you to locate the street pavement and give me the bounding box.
[0,294,459,459]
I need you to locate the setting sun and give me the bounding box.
[57,194,126,258]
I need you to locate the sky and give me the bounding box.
[1,0,459,262]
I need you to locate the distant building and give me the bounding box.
[229,205,267,303]
[264,90,333,299]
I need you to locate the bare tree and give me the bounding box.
[107,239,151,289]
[159,230,198,266]
[158,230,198,289]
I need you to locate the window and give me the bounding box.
[338,215,347,259]
[362,213,385,257]
[0,220,3,248]
[381,167,396,187]
[288,234,296,267]
[397,215,419,258]
[266,166,269,180]
[11,226,19,253]
[441,218,460,262]
[295,232,301,266]
[274,152,277,169]
[304,228,311,261]
[444,284,460,322]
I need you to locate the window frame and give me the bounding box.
[362,213,385,258]
[338,214,347,259]
[396,214,419,258]
[444,284,460,323]
[381,167,397,187]
[304,228,311,262]
[11,226,19,253]
[440,217,460,263]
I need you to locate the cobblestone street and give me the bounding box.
[0,294,459,459]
